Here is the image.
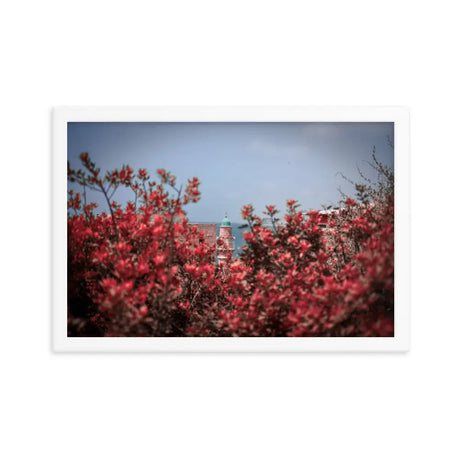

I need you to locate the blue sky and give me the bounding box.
[68,122,394,223]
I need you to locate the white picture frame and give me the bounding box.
[53,106,410,352]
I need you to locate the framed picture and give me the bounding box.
[53,106,410,352]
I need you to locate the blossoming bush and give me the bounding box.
[67,153,394,337]
[68,153,223,337]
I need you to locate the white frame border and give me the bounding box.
[53,106,410,352]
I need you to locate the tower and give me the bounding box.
[217,213,235,266]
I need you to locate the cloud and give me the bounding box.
[247,139,307,160]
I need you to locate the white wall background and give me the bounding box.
[1,1,458,459]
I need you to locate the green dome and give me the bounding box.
[221,214,231,227]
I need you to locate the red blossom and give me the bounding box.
[68,155,394,338]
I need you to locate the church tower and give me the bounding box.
[217,213,235,266]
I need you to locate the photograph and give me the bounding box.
[59,108,406,349]
[6,2,460,458]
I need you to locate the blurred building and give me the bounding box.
[188,214,235,266]
[217,214,235,266]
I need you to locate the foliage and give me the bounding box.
[67,153,394,337]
